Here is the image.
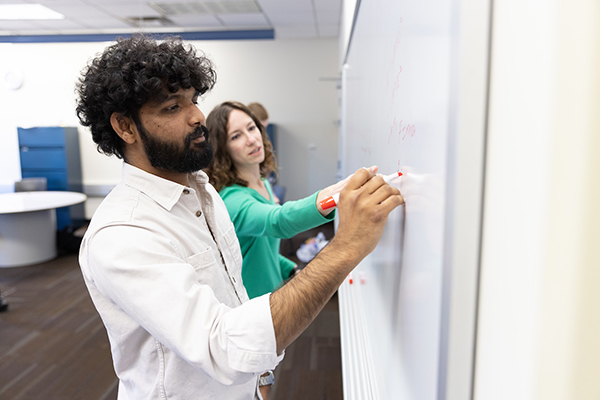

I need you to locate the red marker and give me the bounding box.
[320,171,403,210]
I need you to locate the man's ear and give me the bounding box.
[110,112,137,144]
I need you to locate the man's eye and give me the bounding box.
[166,104,179,112]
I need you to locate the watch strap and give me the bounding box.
[259,370,274,386]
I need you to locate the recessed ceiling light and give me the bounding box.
[0,4,65,20]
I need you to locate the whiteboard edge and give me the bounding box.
[438,0,493,399]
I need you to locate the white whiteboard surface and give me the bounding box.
[338,0,491,399]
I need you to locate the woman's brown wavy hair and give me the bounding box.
[204,101,277,192]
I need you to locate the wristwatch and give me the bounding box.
[259,370,274,386]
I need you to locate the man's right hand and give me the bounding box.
[331,167,404,264]
[270,166,404,354]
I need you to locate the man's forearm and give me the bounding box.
[270,238,361,354]
[269,167,404,354]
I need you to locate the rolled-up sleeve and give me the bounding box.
[224,293,283,372]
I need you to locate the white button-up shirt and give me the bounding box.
[79,163,283,400]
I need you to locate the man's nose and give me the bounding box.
[190,105,205,125]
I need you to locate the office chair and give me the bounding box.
[14,177,48,192]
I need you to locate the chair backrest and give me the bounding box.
[14,177,48,192]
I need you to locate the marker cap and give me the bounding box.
[320,193,340,210]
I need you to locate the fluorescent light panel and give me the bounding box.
[0,4,65,20]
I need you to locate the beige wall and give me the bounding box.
[537,1,600,398]
[475,0,600,399]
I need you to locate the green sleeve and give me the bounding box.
[221,187,335,239]
[278,254,296,278]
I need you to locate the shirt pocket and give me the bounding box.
[185,248,222,291]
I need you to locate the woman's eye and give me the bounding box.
[230,134,240,141]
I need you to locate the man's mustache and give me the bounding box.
[188,125,209,142]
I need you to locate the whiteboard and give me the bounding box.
[338,0,491,399]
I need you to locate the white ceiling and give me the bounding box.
[0,0,342,39]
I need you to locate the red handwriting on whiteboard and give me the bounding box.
[390,65,403,102]
[387,117,416,144]
[386,30,404,110]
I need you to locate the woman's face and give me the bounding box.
[225,109,265,169]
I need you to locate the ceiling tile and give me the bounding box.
[28,18,88,30]
[316,12,339,26]
[218,12,269,27]
[313,0,341,12]
[168,14,223,28]
[85,0,148,5]
[258,0,313,14]
[204,1,261,14]
[43,4,112,19]
[318,25,339,38]
[0,20,40,30]
[32,0,89,5]
[267,11,313,25]
[75,16,133,29]
[99,3,162,18]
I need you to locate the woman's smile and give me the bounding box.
[249,146,262,156]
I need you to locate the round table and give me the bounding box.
[0,191,87,267]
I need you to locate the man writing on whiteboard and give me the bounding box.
[75,34,404,400]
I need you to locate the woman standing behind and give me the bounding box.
[204,101,347,299]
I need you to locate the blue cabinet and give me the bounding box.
[18,127,85,230]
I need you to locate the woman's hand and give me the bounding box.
[316,165,379,216]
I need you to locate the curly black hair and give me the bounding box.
[75,34,217,159]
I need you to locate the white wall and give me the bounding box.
[0,38,340,215]
[475,0,600,399]
[197,39,341,201]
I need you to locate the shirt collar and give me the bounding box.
[121,163,209,211]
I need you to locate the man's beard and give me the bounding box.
[137,123,214,173]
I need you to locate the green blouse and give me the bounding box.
[219,179,335,298]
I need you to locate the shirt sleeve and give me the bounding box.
[84,223,283,386]
[278,254,296,278]
[221,189,335,239]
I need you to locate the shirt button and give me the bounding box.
[183,189,190,194]
[196,210,202,217]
